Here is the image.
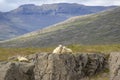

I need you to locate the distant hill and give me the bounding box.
[0,3,115,40]
[0,7,120,48]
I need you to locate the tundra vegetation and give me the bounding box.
[0,44,120,61]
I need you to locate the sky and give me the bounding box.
[0,0,120,12]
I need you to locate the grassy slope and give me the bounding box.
[0,4,114,41]
[0,7,120,47]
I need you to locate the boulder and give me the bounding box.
[109,52,120,80]
[0,61,35,80]
[34,53,107,80]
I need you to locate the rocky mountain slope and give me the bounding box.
[0,3,115,40]
[0,7,120,48]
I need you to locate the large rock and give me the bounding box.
[34,53,107,80]
[0,62,35,80]
[109,52,120,80]
[0,53,107,80]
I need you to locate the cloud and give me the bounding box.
[0,0,120,12]
[82,0,120,6]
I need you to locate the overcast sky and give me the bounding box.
[0,0,120,12]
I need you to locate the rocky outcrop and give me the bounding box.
[0,62,34,80]
[109,52,120,80]
[0,53,107,80]
[33,53,107,80]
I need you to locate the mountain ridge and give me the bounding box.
[0,7,120,47]
[0,3,116,40]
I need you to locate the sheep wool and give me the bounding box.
[53,45,63,54]
[61,46,73,54]
[17,56,29,62]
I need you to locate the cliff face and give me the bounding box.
[0,53,107,80]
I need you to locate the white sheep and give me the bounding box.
[61,46,73,54]
[17,56,29,62]
[53,45,63,54]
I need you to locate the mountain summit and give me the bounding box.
[0,3,115,40]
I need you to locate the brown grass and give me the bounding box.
[0,44,120,61]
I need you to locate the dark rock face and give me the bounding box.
[109,52,120,80]
[0,53,107,80]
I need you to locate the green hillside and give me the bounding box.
[0,3,114,41]
[0,7,120,47]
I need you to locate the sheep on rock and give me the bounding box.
[17,56,29,62]
[61,46,73,54]
[53,45,73,54]
[53,45,63,54]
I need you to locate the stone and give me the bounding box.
[0,52,107,80]
[109,52,120,80]
[34,53,107,80]
[0,62,35,80]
